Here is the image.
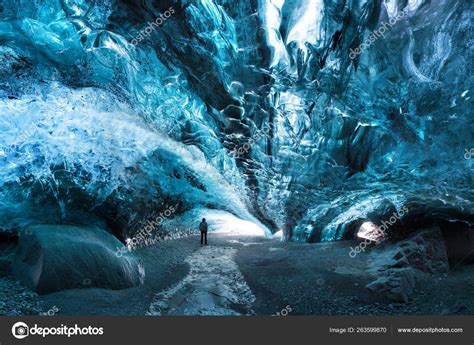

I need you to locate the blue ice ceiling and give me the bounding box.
[0,0,472,241]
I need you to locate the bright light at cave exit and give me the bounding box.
[204,211,267,237]
[357,221,386,242]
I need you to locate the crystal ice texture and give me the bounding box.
[0,0,472,241]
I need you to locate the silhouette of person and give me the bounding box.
[199,218,208,245]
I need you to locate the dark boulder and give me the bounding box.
[366,227,448,302]
[12,224,144,294]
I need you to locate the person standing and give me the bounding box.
[199,218,208,245]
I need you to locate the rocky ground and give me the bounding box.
[232,235,474,315]
[0,232,473,316]
[0,242,46,315]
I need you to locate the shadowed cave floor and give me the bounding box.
[1,233,473,316]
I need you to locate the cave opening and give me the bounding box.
[0,0,472,317]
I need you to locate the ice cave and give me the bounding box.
[0,0,473,316]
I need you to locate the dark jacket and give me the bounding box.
[199,221,208,232]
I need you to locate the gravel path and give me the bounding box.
[148,245,255,315]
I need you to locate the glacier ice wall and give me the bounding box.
[0,0,472,241]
